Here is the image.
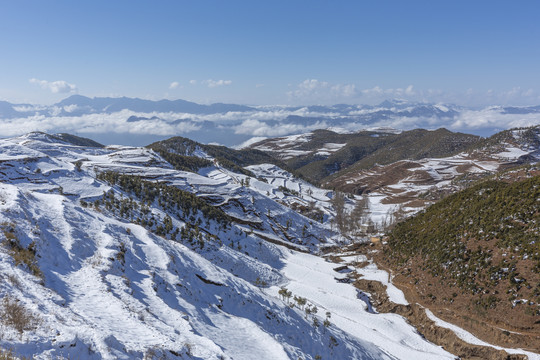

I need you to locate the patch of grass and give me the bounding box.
[1,224,42,279]
[0,349,18,360]
[0,295,41,334]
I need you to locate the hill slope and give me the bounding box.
[0,132,461,359]
[380,171,540,351]
[250,128,480,184]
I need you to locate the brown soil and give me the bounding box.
[333,244,538,359]
[372,248,540,354]
[384,269,540,352]
[333,160,421,194]
[352,277,527,360]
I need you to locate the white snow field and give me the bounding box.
[0,132,535,359]
[271,251,454,360]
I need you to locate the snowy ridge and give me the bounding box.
[249,133,348,161]
[0,132,462,359]
[326,126,540,225]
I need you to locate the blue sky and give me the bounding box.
[1,0,540,106]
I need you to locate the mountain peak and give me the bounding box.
[377,99,411,108]
[56,94,93,106]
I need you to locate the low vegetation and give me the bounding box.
[148,136,305,179]
[149,147,213,173]
[269,128,480,185]
[1,223,42,279]
[0,295,41,335]
[382,175,540,331]
[94,172,231,249]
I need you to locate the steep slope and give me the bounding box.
[379,170,540,352]
[0,132,460,359]
[148,135,301,178]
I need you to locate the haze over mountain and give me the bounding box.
[3,1,540,359]
[2,95,540,147]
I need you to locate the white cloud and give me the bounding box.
[203,79,232,88]
[63,105,79,113]
[233,118,329,137]
[287,79,356,102]
[289,79,329,98]
[0,110,201,137]
[300,79,328,91]
[361,85,415,98]
[331,83,357,97]
[2,98,539,144]
[447,87,540,107]
[450,109,540,131]
[169,81,180,89]
[29,78,77,94]
[501,87,537,101]
[189,80,197,85]
[361,86,384,95]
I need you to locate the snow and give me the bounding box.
[250,135,345,160]
[196,310,290,360]
[434,104,449,112]
[355,262,408,305]
[274,251,454,360]
[495,146,530,160]
[425,309,540,360]
[1,132,538,359]
[321,143,346,151]
[234,136,268,149]
[0,134,393,359]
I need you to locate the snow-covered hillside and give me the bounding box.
[330,127,540,214]
[247,127,540,228]
[0,132,495,359]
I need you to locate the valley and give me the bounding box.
[0,127,538,359]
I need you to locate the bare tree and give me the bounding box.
[349,196,369,234]
[331,191,347,233]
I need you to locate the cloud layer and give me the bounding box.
[0,99,539,147]
[285,79,540,108]
[287,79,357,101]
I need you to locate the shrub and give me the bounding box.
[2,225,42,279]
[0,295,41,334]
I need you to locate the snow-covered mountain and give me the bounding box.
[246,126,540,230]
[326,126,540,209]
[0,132,469,359]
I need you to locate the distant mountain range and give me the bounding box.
[0,95,256,117]
[1,95,540,146]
